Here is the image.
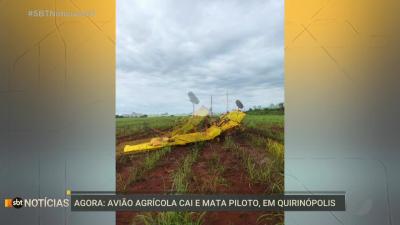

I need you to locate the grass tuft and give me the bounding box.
[267,139,284,171]
[171,145,201,193]
[223,136,284,193]
[117,147,171,192]
[144,146,171,170]
[134,212,206,225]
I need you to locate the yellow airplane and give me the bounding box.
[123,110,245,154]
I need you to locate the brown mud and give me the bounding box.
[116,146,190,225]
[116,132,283,225]
[188,139,267,194]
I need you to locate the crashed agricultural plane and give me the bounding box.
[123,110,246,154]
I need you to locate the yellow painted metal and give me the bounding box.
[218,110,246,132]
[123,111,246,154]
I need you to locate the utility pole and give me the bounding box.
[226,90,229,112]
[210,95,213,116]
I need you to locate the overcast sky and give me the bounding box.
[117,0,283,115]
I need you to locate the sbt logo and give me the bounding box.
[4,197,23,208]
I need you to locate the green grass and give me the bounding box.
[116,116,187,138]
[209,150,225,175]
[246,133,267,149]
[202,146,227,192]
[143,146,172,170]
[116,147,172,192]
[117,114,284,193]
[116,173,129,192]
[172,150,198,193]
[266,139,284,193]
[243,114,284,143]
[137,148,207,225]
[171,145,200,193]
[223,136,284,193]
[245,155,272,183]
[134,212,206,225]
[256,212,284,225]
[223,135,237,150]
[267,139,284,172]
[116,114,284,146]
[243,114,284,127]
[223,136,271,183]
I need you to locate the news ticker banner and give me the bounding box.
[70,194,345,211]
[3,193,345,211]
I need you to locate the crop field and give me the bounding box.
[116,114,284,225]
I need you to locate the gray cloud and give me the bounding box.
[117,0,283,114]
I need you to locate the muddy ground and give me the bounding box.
[116,131,283,225]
